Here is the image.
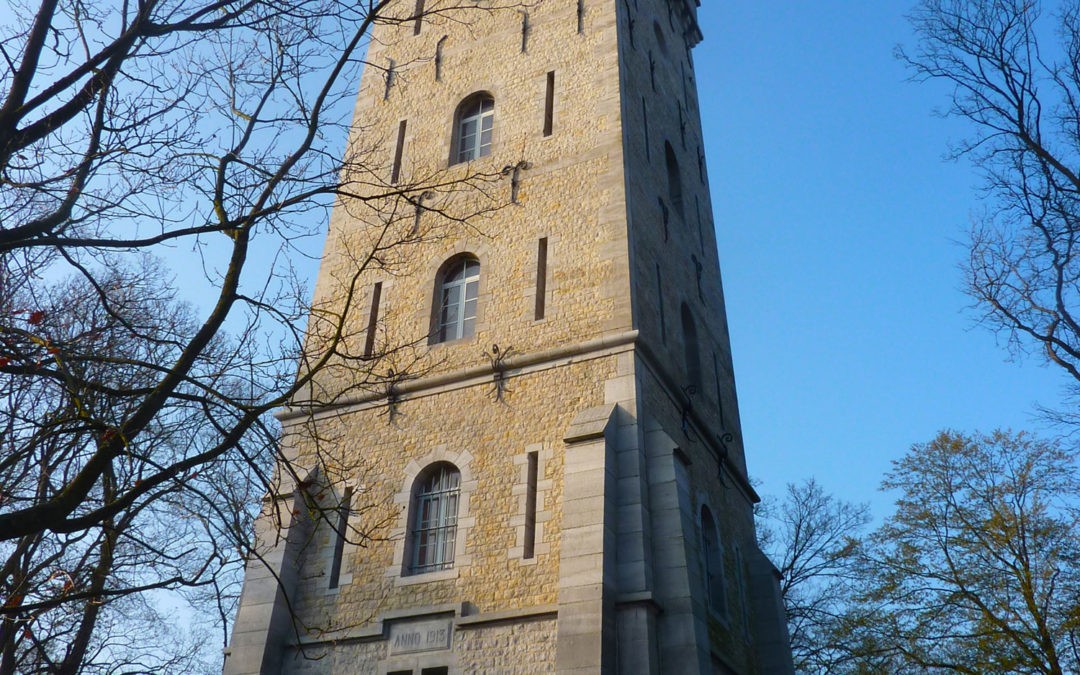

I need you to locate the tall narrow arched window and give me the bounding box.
[701,506,728,616]
[665,141,683,218]
[453,93,494,164]
[434,255,480,343]
[681,303,701,391]
[407,463,461,575]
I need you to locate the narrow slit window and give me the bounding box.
[413,0,425,35]
[658,197,668,241]
[328,486,353,589]
[391,119,407,184]
[523,451,539,559]
[577,0,585,33]
[665,141,683,218]
[543,71,555,137]
[696,196,704,252]
[656,264,666,343]
[364,282,382,358]
[681,60,689,102]
[535,237,548,320]
[520,12,529,53]
[713,352,725,427]
[642,97,650,161]
[692,254,703,301]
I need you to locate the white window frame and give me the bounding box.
[455,96,494,164]
[437,257,479,342]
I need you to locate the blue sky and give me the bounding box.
[695,2,1070,515]
[196,2,1069,519]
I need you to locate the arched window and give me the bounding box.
[453,93,494,164]
[434,255,480,343]
[665,141,683,218]
[681,303,701,391]
[407,463,461,575]
[701,506,728,616]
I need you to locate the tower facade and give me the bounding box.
[224,1,793,673]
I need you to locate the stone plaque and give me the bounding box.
[387,618,453,655]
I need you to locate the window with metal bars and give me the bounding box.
[436,256,479,342]
[408,463,461,575]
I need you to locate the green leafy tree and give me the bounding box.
[851,430,1080,674]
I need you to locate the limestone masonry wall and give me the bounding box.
[304,0,632,400]
[225,0,795,671]
[281,617,557,675]
[283,356,617,642]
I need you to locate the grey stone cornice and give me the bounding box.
[454,604,558,627]
[275,330,640,422]
[275,328,758,504]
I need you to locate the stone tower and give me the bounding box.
[224,0,793,673]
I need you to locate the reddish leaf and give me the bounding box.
[27,310,44,324]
